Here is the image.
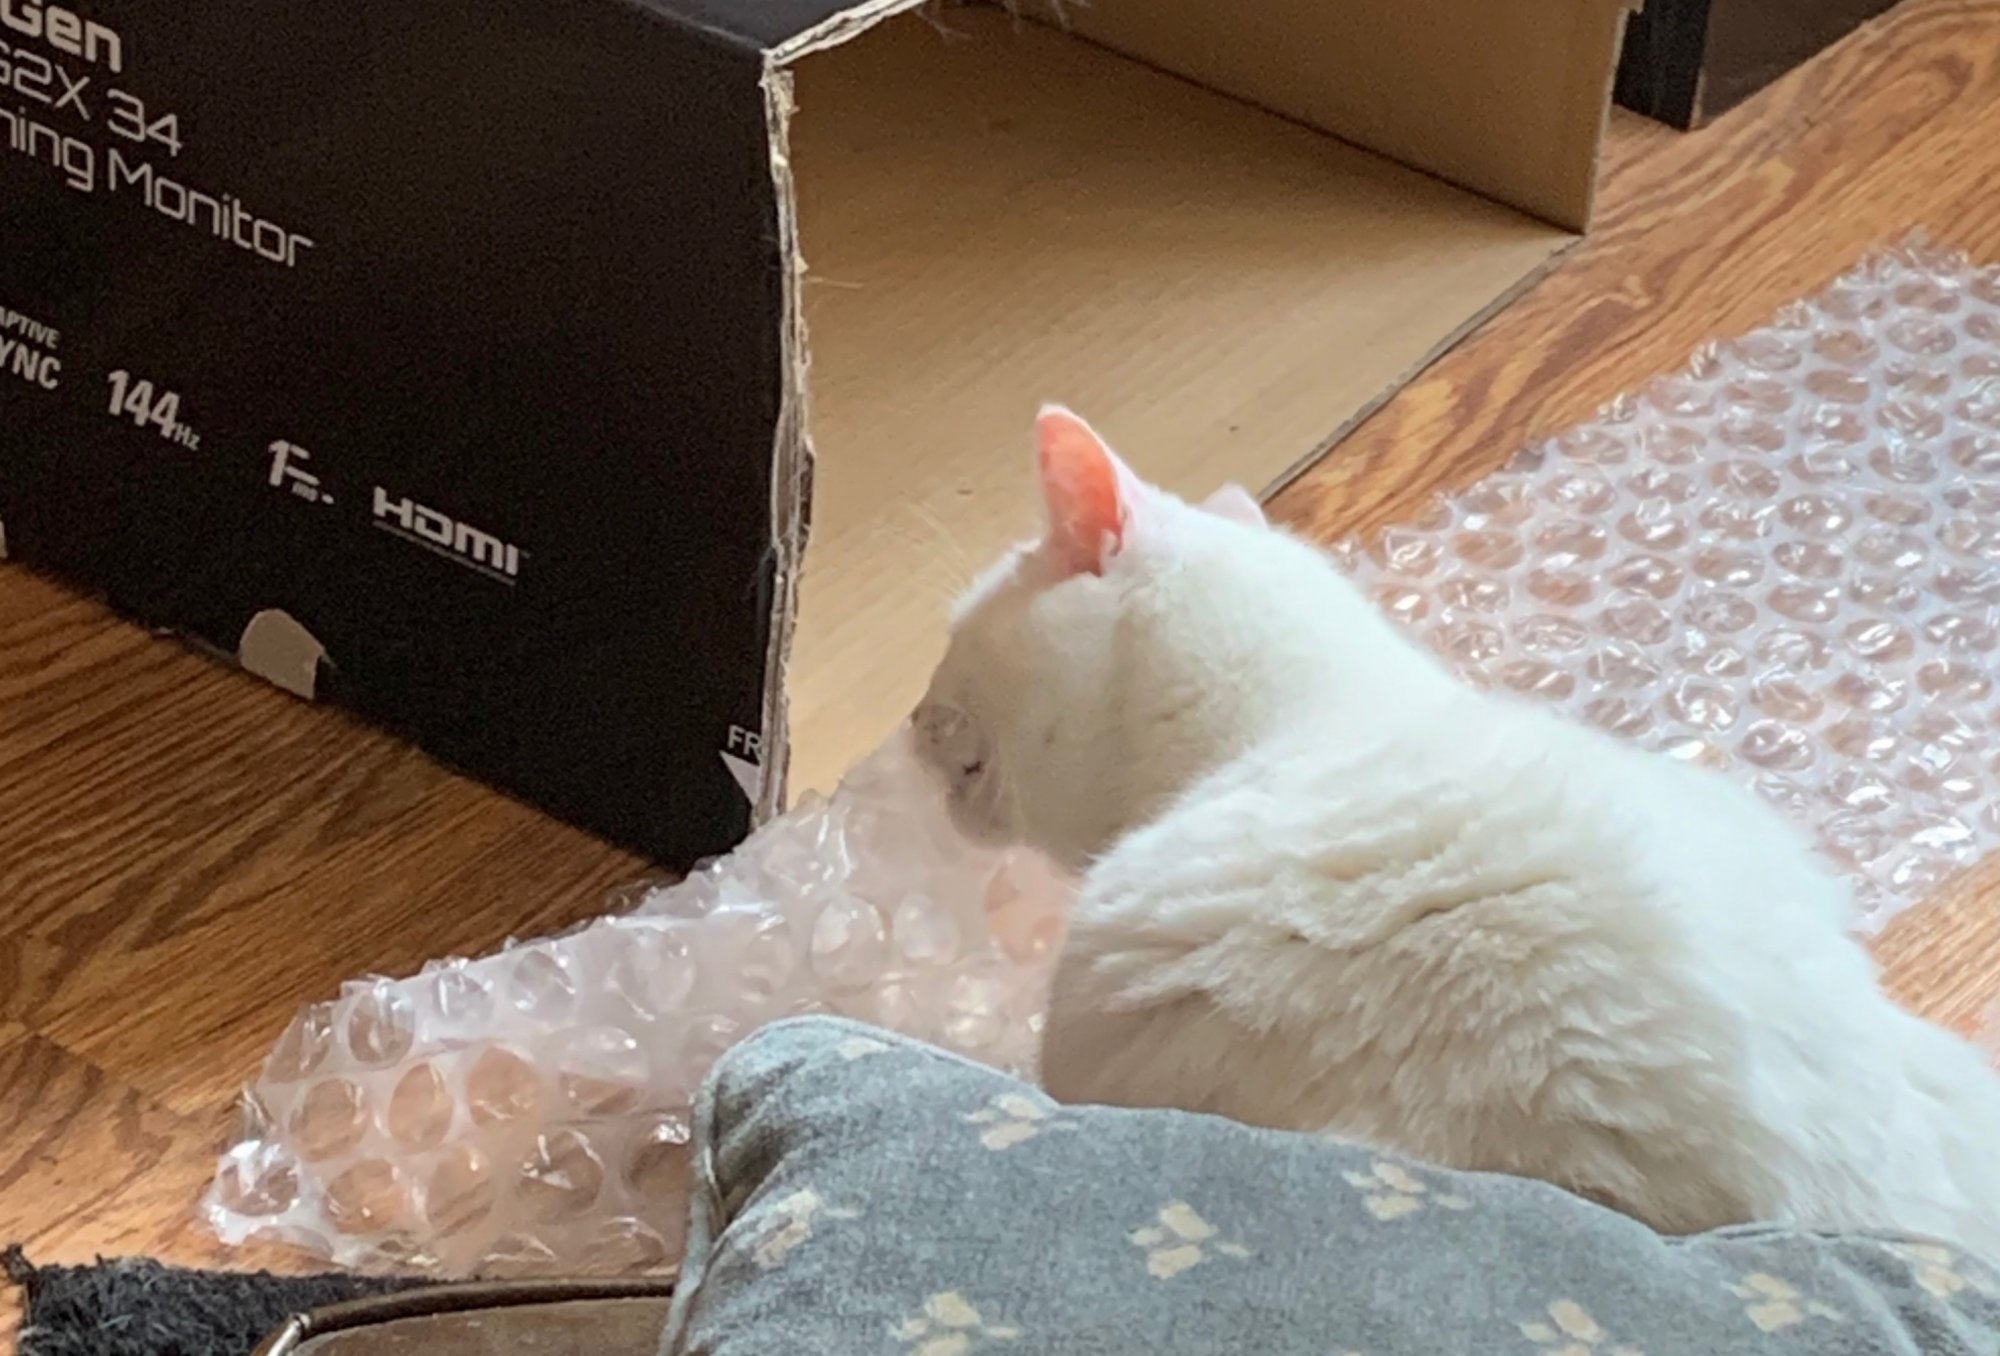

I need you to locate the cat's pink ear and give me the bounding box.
[1201,483,1267,528]
[1037,405,1136,575]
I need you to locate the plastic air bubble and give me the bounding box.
[207,733,1070,1275]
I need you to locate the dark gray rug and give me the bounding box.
[3,1247,422,1356]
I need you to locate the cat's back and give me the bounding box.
[1172,683,1845,942]
[1062,694,1809,1210]
[1053,687,2000,1248]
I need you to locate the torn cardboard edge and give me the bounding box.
[752,0,987,822]
[753,0,920,826]
[756,57,811,825]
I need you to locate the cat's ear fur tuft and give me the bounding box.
[1200,482,1267,528]
[1036,405,1138,575]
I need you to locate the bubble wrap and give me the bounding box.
[1332,238,2000,933]
[210,237,2000,1276]
[204,734,1070,1276]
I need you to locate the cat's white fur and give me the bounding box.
[914,407,2000,1257]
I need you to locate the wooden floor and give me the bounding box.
[5,0,2000,1325]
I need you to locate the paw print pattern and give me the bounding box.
[1887,1241,1999,1302]
[749,1186,861,1269]
[1725,1273,1843,1332]
[892,1291,1021,1356]
[1342,1159,1473,1221]
[1129,1200,1252,1279]
[1518,1300,1642,1356]
[964,1093,1077,1151]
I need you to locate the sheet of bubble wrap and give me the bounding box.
[1331,239,2000,934]
[211,237,2000,1279]
[204,734,1070,1276]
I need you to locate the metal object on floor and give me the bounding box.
[251,1276,676,1355]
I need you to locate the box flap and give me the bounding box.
[780,11,1583,793]
[1062,0,1637,232]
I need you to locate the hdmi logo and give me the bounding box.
[372,486,524,584]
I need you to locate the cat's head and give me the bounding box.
[911,406,1290,868]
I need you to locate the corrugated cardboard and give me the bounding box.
[0,0,1630,864]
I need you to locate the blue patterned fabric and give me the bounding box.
[661,1016,2000,1355]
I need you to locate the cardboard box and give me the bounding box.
[1615,0,1901,129]
[0,0,1632,867]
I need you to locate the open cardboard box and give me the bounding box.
[781,0,1634,795]
[0,0,1631,866]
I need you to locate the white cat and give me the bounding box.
[913,405,2000,1257]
